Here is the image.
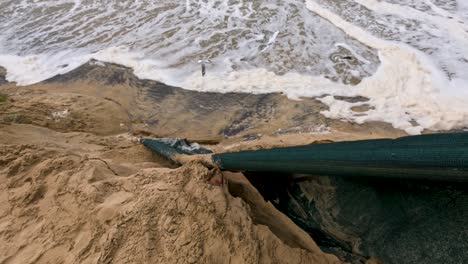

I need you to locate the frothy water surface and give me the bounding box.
[0,0,467,134]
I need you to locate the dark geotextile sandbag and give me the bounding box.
[214,132,468,182]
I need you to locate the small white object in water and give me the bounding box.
[197,59,212,77]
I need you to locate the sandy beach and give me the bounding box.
[0,61,409,263]
[2,0,468,262]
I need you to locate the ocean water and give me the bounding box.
[0,0,467,134]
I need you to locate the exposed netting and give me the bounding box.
[214,132,468,182]
[142,138,212,160]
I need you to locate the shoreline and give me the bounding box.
[0,60,406,143]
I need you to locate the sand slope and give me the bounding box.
[0,124,340,264]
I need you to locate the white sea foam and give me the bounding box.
[0,0,467,134]
[0,51,90,85]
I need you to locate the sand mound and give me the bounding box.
[0,125,340,264]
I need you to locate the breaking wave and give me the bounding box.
[0,0,467,134]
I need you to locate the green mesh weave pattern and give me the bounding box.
[213,132,468,182]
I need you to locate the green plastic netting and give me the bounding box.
[213,132,468,182]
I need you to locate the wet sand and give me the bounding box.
[1,61,404,141]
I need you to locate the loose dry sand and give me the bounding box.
[0,124,341,264]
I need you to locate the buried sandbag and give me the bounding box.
[141,133,468,263]
[213,132,468,182]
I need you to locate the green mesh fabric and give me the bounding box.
[213,132,468,182]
